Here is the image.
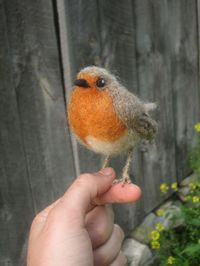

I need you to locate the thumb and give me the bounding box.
[51,168,115,227]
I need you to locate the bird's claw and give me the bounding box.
[113,174,132,186]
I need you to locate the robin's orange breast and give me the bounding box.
[68,87,127,144]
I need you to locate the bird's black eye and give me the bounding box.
[96,78,106,88]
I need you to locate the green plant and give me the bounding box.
[151,182,200,265]
[150,123,200,265]
[188,122,200,176]
[157,201,200,265]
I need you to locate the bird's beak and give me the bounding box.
[74,79,90,88]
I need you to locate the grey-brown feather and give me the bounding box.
[79,66,158,141]
[106,78,158,141]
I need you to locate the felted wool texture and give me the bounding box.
[67,66,158,155]
[67,84,127,143]
[86,131,139,155]
[74,66,158,140]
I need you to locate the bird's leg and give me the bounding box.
[101,155,110,169]
[114,148,134,184]
[121,148,134,183]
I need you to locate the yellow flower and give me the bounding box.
[151,230,160,241]
[194,122,200,132]
[156,209,165,216]
[167,256,176,265]
[160,183,169,193]
[192,196,199,203]
[171,182,178,191]
[155,223,165,232]
[151,240,160,250]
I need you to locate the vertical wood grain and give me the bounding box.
[171,0,200,181]
[134,0,177,213]
[98,0,138,90]
[4,0,75,209]
[0,0,76,264]
[0,2,34,264]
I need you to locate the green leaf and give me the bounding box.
[181,244,200,256]
[188,218,200,226]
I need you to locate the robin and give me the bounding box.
[67,66,158,183]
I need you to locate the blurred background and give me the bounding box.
[0,0,200,265]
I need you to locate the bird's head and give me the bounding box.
[73,66,118,92]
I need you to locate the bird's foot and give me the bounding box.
[113,174,132,186]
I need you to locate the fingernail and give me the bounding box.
[100,167,114,176]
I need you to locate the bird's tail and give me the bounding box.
[144,102,157,112]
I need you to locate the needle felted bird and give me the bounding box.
[67,66,158,183]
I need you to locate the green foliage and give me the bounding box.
[157,202,200,265]
[154,123,200,265]
[188,123,200,176]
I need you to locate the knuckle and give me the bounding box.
[31,213,45,227]
[76,173,98,194]
[76,173,94,184]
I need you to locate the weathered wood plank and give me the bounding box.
[0,2,34,265]
[64,0,102,70]
[170,0,200,181]
[198,0,200,109]
[57,0,102,173]
[56,0,81,176]
[98,0,138,90]
[135,0,177,213]
[4,0,75,210]
[1,0,76,264]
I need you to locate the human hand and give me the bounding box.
[27,168,141,266]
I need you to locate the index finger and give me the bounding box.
[96,182,141,205]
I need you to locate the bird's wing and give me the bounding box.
[111,86,158,140]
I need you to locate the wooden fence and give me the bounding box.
[0,0,200,265]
